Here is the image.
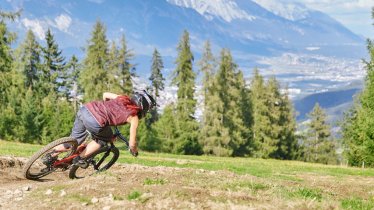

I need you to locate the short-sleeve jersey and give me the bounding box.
[85,96,138,127]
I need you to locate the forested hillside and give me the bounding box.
[1,8,373,166]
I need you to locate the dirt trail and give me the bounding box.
[0,156,259,210]
[1,156,373,209]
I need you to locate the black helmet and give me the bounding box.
[131,90,156,118]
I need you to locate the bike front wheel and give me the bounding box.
[69,146,119,179]
[23,137,78,180]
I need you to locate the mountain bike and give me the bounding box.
[23,126,129,180]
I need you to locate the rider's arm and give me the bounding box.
[103,92,119,101]
[128,115,139,152]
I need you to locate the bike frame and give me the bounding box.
[51,126,129,169]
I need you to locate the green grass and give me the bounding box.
[127,190,142,200]
[291,187,324,201]
[225,181,269,192]
[143,177,166,185]
[0,140,42,157]
[341,198,374,210]
[4,139,374,208]
[67,194,92,204]
[3,139,374,179]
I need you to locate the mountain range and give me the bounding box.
[0,0,368,122]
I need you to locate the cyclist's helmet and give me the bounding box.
[131,90,156,119]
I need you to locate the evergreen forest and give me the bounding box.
[1,9,373,166]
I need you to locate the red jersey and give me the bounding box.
[85,96,139,127]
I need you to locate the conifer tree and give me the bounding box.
[250,69,271,158]
[198,41,215,106]
[171,30,201,155]
[0,13,17,104]
[116,34,134,94]
[215,49,248,156]
[303,103,336,164]
[153,104,178,153]
[65,55,81,110]
[16,30,41,90]
[149,48,165,98]
[17,88,43,143]
[79,20,110,101]
[41,28,66,97]
[200,77,231,156]
[107,40,119,91]
[276,88,299,159]
[148,48,165,123]
[234,70,253,156]
[342,35,374,166]
[0,11,18,138]
[265,78,298,159]
[198,41,225,155]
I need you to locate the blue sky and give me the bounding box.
[294,0,374,38]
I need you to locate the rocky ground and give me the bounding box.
[1,156,374,210]
[1,156,262,210]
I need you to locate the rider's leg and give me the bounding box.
[79,140,101,158]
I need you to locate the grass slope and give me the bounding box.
[2,140,374,209]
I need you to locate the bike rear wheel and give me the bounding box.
[69,146,119,179]
[23,137,78,180]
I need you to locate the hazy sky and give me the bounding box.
[295,0,374,38]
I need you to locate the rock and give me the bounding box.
[13,189,23,196]
[209,171,216,175]
[22,186,31,191]
[91,197,99,203]
[82,203,88,206]
[108,193,114,201]
[103,206,111,210]
[4,190,13,199]
[15,197,23,201]
[45,189,53,195]
[60,190,66,197]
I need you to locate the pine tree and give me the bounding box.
[234,70,253,156]
[17,88,44,143]
[65,55,81,110]
[342,37,374,166]
[171,30,201,155]
[200,78,231,156]
[0,10,18,138]
[79,20,110,101]
[277,88,299,159]
[149,48,165,98]
[107,40,119,92]
[148,48,165,124]
[41,28,66,97]
[153,104,178,153]
[250,69,271,158]
[118,34,135,94]
[16,30,41,90]
[265,79,299,160]
[215,49,248,156]
[0,13,17,104]
[198,41,226,155]
[303,103,337,164]
[198,41,215,107]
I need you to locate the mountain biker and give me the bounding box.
[42,90,156,167]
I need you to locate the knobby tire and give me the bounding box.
[23,137,77,180]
